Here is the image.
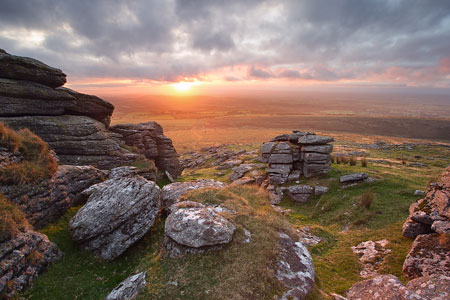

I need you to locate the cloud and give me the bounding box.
[0,0,449,87]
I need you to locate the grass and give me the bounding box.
[18,132,450,299]
[20,186,296,300]
[0,193,29,242]
[0,122,57,185]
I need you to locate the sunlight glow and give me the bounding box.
[170,81,200,93]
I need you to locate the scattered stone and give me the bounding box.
[105,272,146,300]
[340,173,369,183]
[288,185,314,203]
[161,179,226,211]
[231,176,255,185]
[275,233,315,300]
[243,228,252,243]
[69,176,161,261]
[0,165,106,228]
[229,163,260,181]
[314,186,329,196]
[402,233,450,279]
[414,190,425,196]
[351,240,392,278]
[165,170,175,183]
[216,159,242,170]
[297,227,322,246]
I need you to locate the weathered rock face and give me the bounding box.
[1,50,181,172]
[229,163,261,182]
[161,179,226,210]
[276,233,315,300]
[0,115,138,169]
[0,49,66,88]
[105,272,147,300]
[402,166,450,239]
[69,176,161,261]
[405,274,450,300]
[163,201,235,257]
[346,275,425,300]
[108,165,156,181]
[0,229,61,298]
[109,122,182,177]
[0,165,106,228]
[402,233,450,279]
[260,131,333,184]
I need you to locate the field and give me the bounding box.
[107,91,450,151]
[19,90,450,299]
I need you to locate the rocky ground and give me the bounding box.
[1,50,450,300]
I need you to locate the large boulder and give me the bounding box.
[163,201,235,257]
[105,272,146,300]
[0,50,181,173]
[402,166,450,239]
[69,176,161,261]
[161,179,226,210]
[340,173,369,183]
[0,115,138,169]
[0,49,66,88]
[346,275,425,300]
[287,185,314,203]
[276,233,315,300]
[0,165,106,228]
[0,79,113,127]
[346,274,450,300]
[109,122,182,177]
[402,233,450,279]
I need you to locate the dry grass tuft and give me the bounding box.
[0,193,29,242]
[0,122,57,185]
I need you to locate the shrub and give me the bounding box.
[331,155,336,164]
[336,156,341,164]
[360,190,375,209]
[0,193,29,242]
[361,157,368,167]
[341,156,349,164]
[0,123,57,185]
[349,156,357,166]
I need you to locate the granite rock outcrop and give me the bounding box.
[260,131,333,184]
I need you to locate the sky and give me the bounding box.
[1,0,450,96]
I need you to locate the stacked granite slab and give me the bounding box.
[260,131,333,184]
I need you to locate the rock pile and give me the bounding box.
[181,145,255,170]
[402,166,450,238]
[351,239,391,278]
[260,131,333,184]
[0,49,181,172]
[401,166,450,279]
[163,201,235,257]
[0,229,61,298]
[110,122,182,177]
[69,176,161,261]
[0,165,105,228]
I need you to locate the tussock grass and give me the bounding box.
[0,122,57,185]
[140,185,295,300]
[0,193,29,242]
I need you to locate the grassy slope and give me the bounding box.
[19,139,449,299]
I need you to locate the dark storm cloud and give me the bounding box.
[1,0,449,86]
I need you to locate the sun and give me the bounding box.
[171,81,193,93]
